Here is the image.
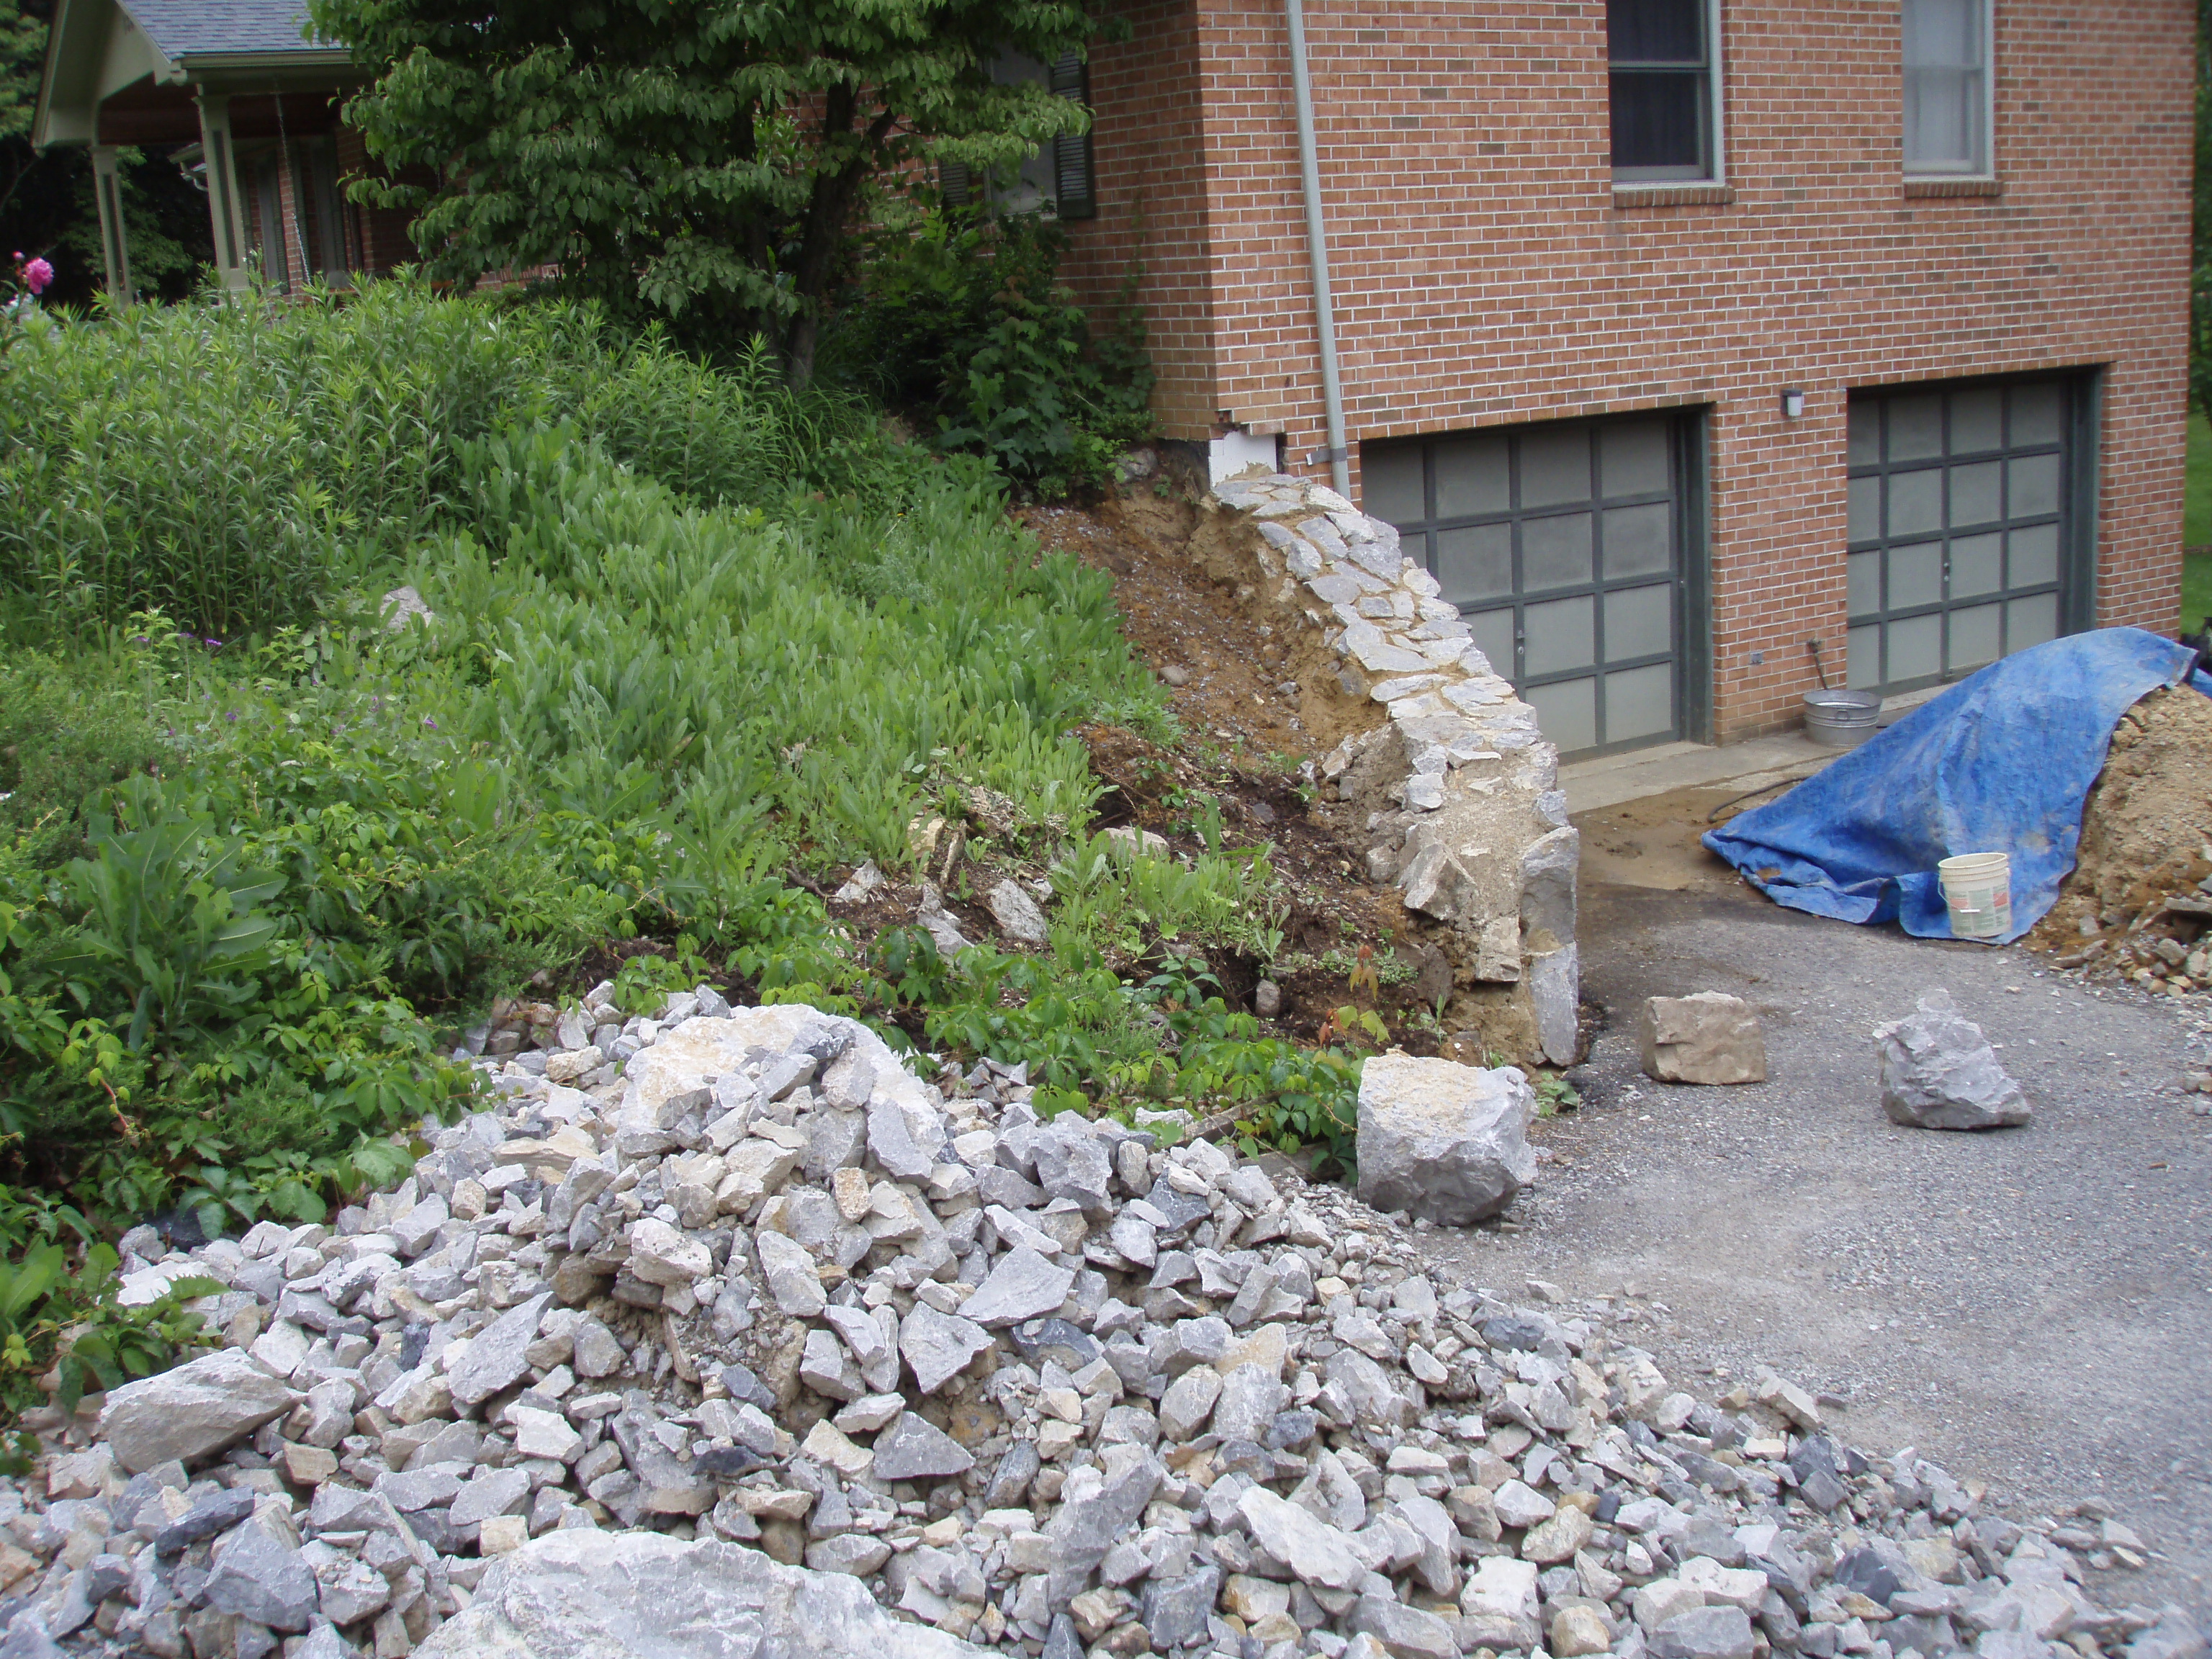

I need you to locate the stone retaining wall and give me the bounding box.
[1199,473,1580,1066]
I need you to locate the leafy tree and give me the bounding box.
[310,0,1110,385]
[0,0,210,307]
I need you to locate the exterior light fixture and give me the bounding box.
[1780,387,1806,420]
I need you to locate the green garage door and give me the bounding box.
[1364,413,1701,758]
[1845,377,2089,692]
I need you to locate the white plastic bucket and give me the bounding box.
[1938,852,2012,940]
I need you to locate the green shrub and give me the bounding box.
[0,645,166,866]
[832,207,1154,497]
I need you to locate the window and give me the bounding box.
[941,51,1095,220]
[1609,0,1721,182]
[1903,0,1990,175]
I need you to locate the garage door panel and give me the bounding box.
[2008,591,2059,650]
[1948,459,2002,526]
[1848,549,1880,614]
[1525,678,1598,755]
[1887,469,1943,537]
[1437,523,1514,606]
[1434,436,1511,518]
[2008,522,2059,588]
[2010,382,2063,444]
[2008,453,2062,518]
[1368,412,1689,758]
[1603,503,1673,577]
[1606,663,1675,742]
[1847,375,2081,694]
[1887,613,1943,683]
[1524,513,1594,589]
[1950,531,2002,598]
[1601,421,1671,495]
[1951,388,2004,452]
[1887,541,1943,611]
[1889,394,1946,459]
[1604,583,1673,661]
[1363,447,1426,524]
[1520,428,1593,508]
[1465,608,1515,679]
[1524,594,1596,675]
[1848,475,1882,542]
[1948,603,2001,673]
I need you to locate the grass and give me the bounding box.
[2184,410,2212,633]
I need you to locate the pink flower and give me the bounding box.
[18,258,51,296]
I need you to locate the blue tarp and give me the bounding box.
[1701,627,2205,943]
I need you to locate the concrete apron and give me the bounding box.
[1561,681,1951,815]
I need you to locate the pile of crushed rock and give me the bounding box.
[0,991,2202,1659]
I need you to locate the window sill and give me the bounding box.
[1903,176,2003,198]
[1612,183,1735,208]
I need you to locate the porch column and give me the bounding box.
[87,146,132,307]
[194,94,252,291]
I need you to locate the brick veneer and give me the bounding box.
[1059,0,2193,742]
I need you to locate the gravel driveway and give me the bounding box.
[1420,876,2212,1620]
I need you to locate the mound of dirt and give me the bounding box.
[2027,685,2212,988]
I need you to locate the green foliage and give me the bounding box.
[0,1239,215,1417]
[310,0,1109,384]
[0,644,167,866]
[837,207,1154,495]
[0,286,914,639]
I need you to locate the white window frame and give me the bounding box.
[1607,0,1727,187]
[1902,0,1995,179]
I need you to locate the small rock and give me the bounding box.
[986,881,1051,948]
[755,1230,827,1318]
[869,1414,976,1482]
[1638,992,1768,1084]
[1551,1605,1613,1658]
[1873,989,2031,1129]
[834,862,887,904]
[960,1247,1076,1328]
[1651,1604,1756,1659]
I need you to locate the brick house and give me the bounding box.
[32,0,415,300]
[1056,0,2194,755]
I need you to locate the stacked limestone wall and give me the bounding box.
[1197,474,1580,1066]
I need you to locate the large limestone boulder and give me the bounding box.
[1637,992,1767,1085]
[414,1530,992,1659]
[1355,1055,1536,1225]
[1873,989,2031,1130]
[98,1349,299,1473]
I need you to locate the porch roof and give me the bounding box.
[34,0,357,149]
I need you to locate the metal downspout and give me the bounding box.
[1285,0,1349,497]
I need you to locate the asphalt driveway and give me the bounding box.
[1424,873,2212,1619]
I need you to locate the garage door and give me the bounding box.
[1363,413,1697,757]
[1845,377,2085,692]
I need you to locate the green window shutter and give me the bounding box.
[941,158,974,207]
[1048,52,1097,220]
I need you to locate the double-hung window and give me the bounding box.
[941,51,1096,220]
[1608,0,1722,183]
[1902,0,1991,176]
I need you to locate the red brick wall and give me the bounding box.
[1060,0,1223,440]
[1068,0,2193,742]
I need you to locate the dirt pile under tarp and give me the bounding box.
[2027,684,2212,988]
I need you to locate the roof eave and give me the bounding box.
[177,47,359,75]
